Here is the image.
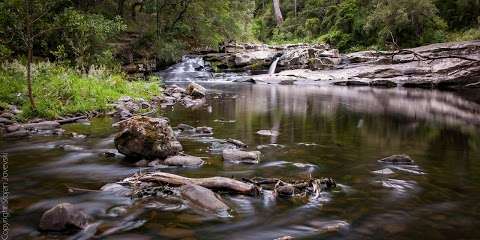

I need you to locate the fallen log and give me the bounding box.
[57,116,87,124]
[123,172,257,195]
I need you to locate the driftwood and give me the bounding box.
[123,172,257,195]
[57,116,87,124]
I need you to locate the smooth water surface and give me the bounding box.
[2,83,480,240]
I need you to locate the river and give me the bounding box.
[3,57,480,239]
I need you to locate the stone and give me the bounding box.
[372,168,395,175]
[0,117,14,125]
[195,126,213,135]
[222,149,261,163]
[118,96,133,102]
[135,159,149,167]
[39,203,89,231]
[114,116,182,159]
[226,139,247,149]
[179,184,230,215]
[378,154,414,164]
[186,82,207,99]
[23,121,60,130]
[164,155,204,167]
[0,112,15,119]
[4,130,29,138]
[176,123,195,132]
[100,183,132,197]
[256,130,279,136]
[71,132,87,139]
[6,124,21,133]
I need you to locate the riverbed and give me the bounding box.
[3,80,480,239]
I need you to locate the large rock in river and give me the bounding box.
[114,116,182,159]
[39,203,90,231]
[186,82,207,99]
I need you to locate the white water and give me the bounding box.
[160,56,212,82]
[269,57,280,75]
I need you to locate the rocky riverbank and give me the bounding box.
[201,41,480,89]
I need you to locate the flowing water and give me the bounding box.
[269,57,280,75]
[3,68,480,239]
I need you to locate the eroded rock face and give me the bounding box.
[279,47,341,70]
[249,40,480,89]
[222,149,261,163]
[114,116,182,159]
[203,43,337,72]
[39,203,89,231]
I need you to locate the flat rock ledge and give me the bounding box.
[227,41,480,89]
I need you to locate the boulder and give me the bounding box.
[378,154,414,164]
[164,155,204,167]
[39,203,89,231]
[114,116,182,159]
[222,149,261,163]
[179,184,230,215]
[186,82,207,99]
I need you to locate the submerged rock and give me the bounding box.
[222,149,261,163]
[164,155,204,167]
[179,184,230,215]
[378,154,414,164]
[114,116,182,159]
[256,130,280,136]
[372,168,395,175]
[39,203,89,231]
[195,126,213,135]
[226,138,247,149]
[101,183,132,197]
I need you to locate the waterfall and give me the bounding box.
[268,57,280,75]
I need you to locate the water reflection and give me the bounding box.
[2,83,480,239]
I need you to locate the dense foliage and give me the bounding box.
[0,0,255,66]
[253,0,480,51]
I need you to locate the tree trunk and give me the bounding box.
[272,0,283,25]
[27,43,36,110]
[117,0,125,17]
[294,0,297,17]
[25,0,36,110]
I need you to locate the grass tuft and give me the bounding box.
[0,61,161,120]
